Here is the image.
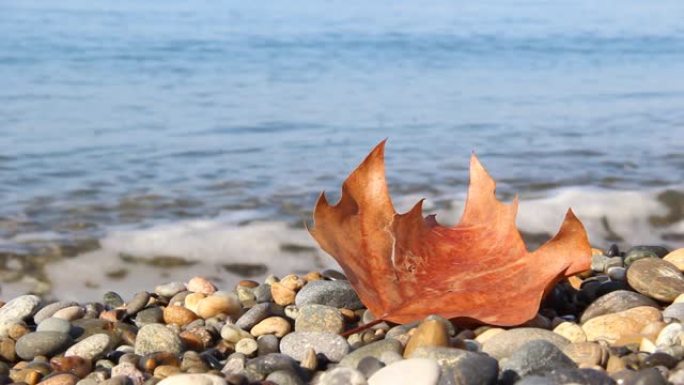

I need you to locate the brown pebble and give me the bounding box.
[163,306,199,326]
[140,352,180,372]
[8,323,30,340]
[184,292,206,314]
[300,347,318,370]
[237,280,259,289]
[339,308,357,322]
[279,275,305,291]
[303,271,323,282]
[582,306,662,344]
[11,368,42,385]
[0,338,16,362]
[153,364,181,379]
[196,294,240,319]
[664,248,684,271]
[99,309,126,322]
[251,317,291,338]
[404,319,449,357]
[270,282,296,306]
[37,373,79,385]
[50,356,92,378]
[606,354,627,373]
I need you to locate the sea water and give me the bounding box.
[1,0,683,298]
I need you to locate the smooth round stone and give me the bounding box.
[134,324,182,355]
[126,292,151,315]
[627,258,684,302]
[236,303,275,330]
[580,290,659,324]
[519,368,615,385]
[220,324,253,343]
[624,367,668,385]
[501,340,577,381]
[155,281,187,298]
[607,266,627,281]
[257,334,280,356]
[236,338,258,356]
[33,301,78,324]
[409,346,499,385]
[591,255,609,272]
[186,276,217,295]
[403,319,449,357]
[553,322,587,343]
[664,249,684,271]
[295,304,344,334]
[663,303,684,322]
[15,331,72,360]
[134,306,164,326]
[254,284,273,303]
[295,280,363,309]
[65,333,110,361]
[157,373,227,385]
[339,339,403,368]
[0,295,41,322]
[561,342,606,366]
[163,306,199,326]
[111,362,144,384]
[39,373,79,385]
[367,358,438,385]
[656,322,683,347]
[481,327,570,360]
[266,370,305,385]
[245,353,299,377]
[582,306,662,344]
[280,331,350,362]
[52,306,85,321]
[357,356,385,378]
[196,293,241,319]
[37,317,72,334]
[319,367,367,385]
[625,246,669,265]
[103,292,124,309]
[251,316,291,338]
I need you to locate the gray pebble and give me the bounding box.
[15,331,73,360]
[236,303,273,330]
[135,323,182,355]
[319,367,367,385]
[37,317,72,334]
[0,295,41,322]
[580,290,658,323]
[126,292,151,315]
[625,245,669,265]
[66,333,111,360]
[627,258,684,302]
[663,303,684,322]
[254,284,273,303]
[245,353,300,378]
[482,328,570,360]
[410,346,499,385]
[103,292,125,309]
[295,304,344,333]
[135,307,164,327]
[266,370,305,385]
[33,301,78,323]
[357,356,385,378]
[257,334,280,356]
[154,281,187,298]
[500,340,577,384]
[280,331,350,362]
[295,280,363,309]
[339,339,403,368]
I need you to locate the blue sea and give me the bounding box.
[1,0,683,298]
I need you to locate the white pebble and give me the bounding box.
[368,358,440,385]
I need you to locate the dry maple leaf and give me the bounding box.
[310,141,591,326]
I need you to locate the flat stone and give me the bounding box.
[627,258,684,302]
[0,295,41,322]
[157,373,227,385]
[37,317,72,334]
[582,306,662,344]
[134,323,182,355]
[126,292,150,315]
[33,301,78,323]
[15,331,72,360]
[295,280,363,309]
[339,339,403,368]
[562,342,606,366]
[280,331,350,362]
[625,245,669,265]
[409,346,499,385]
[236,303,276,330]
[295,304,345,334]
[155,281,187,297]
[553,322,587,343]
[319,367,367,385]
[500,340,577,384]
[368,358,439,385]
[65,333,111,360]
[481,327,570,360]
[580,290,658,323]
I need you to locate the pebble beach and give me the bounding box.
[0,245,684,385]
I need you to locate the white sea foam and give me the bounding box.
[6,187,680,300]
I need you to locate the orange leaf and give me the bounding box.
[310,141,591,326]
